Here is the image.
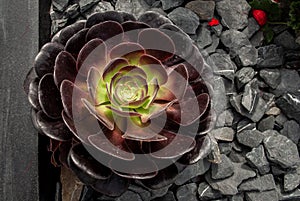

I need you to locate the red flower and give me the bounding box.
[252,9,267,26]
[208,18,220,26]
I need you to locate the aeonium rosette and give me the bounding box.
[24,11,214,196]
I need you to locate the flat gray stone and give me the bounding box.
[281,120,300,144]
[175,159,210,185]
[239,174,276,192]
[274,30,300,50]
[186,0,215,21]
[152,191,176,201]
[276,92,300,124]
[211,154,234,179]
[160,0,184,10]
[237,129,264,148]
[221,30,257,66]
[205,162,256,195]
[284,166,300,192]
[246,145,270,175]
[207,52,237,80]
[263,131,300,168]
[196,24,212,48]
[83,1,114,18]
[52,0,69,11]
[198,182,222,200]
[251,30,264,47]
[243,17,260,38]
[167,7,200,34]
[242,83,259,113]
[216,109,234,127]
[235,67,256,89]
[230,94,269,122]
[115,0,150,18]
[245,190,279,201]
[212,24,223,37]
[216,0,250,30]
[259,69,281,89]
[257,45,284,68]
[205,34,220,54]
[229,194,244,201]
[116,191,142,201]
[176,183,198,201]
[210,127,235,142]
[273,69,300,97]
[258,116,275,132]
[279,187,300,200]
[79,0,100,12]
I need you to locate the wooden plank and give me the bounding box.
[0,0,39,200]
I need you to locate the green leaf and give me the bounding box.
[262,24,274,44]
[288,1,300,31]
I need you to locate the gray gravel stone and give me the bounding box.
[216,109,234,127]
[281,120,300,144]
[274,30,300,50]
[221,30,257,66]
[175,159,211,185]
[52,0,69,11]
[65,4,80,19]
[208,52,237,80]
[115,0,150,18]
[79,0,100,12]
[176,183,198,201]
[219,142,233,155]
[243,17,260,38]
[152,191,176,201]
[284,166,300,192]
[212,76,228,115]
[258,116,275,132]
[83,1,114,18]
[239,174,276,192]
[251,30,264,47]
[185,0,215,21]
[160,0,184,10]
[242,83,259,113]
[212,24,223,37]
[259,69,281,89]
[265,106,281,116]
[210,127,235,142]
[263,131,300,168]
[128,185,151,201]
[257,45,284,68]
[275,113,288,127]
[205,162,256,195]
[216,0,250,30]
[196,24,212,48]
[279,188,300,200]
[235,67,256,89]
[230,94,269,122]
[276,92,300,124]
[237,129,264,148]
[273,69,300,97]
[167,7,199,34]
[198,182,223,200]
[116,191,142,201]
[246,145,270,175]
[245,190,279,201]
[229,151,247,163]
[205,34,220,54]
[211,154,234,179]
[229,194,244,201]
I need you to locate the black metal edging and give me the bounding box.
[38,1,62,201]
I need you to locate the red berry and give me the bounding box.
[252,9,267,26]
[208,18,220,26]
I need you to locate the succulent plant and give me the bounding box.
[24,11,214,196]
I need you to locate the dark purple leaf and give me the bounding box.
[28,78,41,110]
[65,28,89,58]
[34,42,64,78]
[36,110,73,141]
[54,51,77,88]
[38,74,63,119]
[58,21,86,45]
